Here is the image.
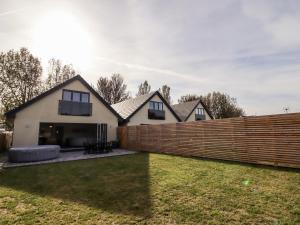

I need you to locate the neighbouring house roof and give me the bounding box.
[171,99,213,121]
[5,75,123,121]
[111,91,181,122]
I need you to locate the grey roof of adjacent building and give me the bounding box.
[171,99,213,121]
[111,91,181,122]
[111,92,155,120]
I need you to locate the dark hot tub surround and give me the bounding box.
[9,145,60,163]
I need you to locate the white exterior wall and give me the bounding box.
[127,95,179,126]
[186,102,212,122]
[12,80,119,147]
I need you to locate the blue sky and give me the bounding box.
[0,0,300,115]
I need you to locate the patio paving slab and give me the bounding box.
[2,149,137,168]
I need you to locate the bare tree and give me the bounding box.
[0,105,10,130]
[96,74,130,104]
[159,85,171,104]
[97,77,111,104]
[178,94,200,103]
[0,48,43,112]
[283,106,290,113]
[0,106,4,122]
[45,58,76,89]
[200,92,245,119]
[179,92,245,119]
[137,80,151,96]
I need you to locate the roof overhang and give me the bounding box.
[5,75,123,121]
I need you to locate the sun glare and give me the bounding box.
[32,11,93,72]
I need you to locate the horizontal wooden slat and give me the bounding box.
[118,113,300,169]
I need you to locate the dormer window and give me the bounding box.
[196,108,204,115]
[59,90,92,116]
[149,101,163,111]
[81,93,89,103]
[63,90,90,103]
[148,101,165,120]
[72,92,81,102]
[63,90,72,101]
[195,108,205,120]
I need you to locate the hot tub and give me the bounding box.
[9,145,60,163]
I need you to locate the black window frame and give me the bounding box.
[62,89,90,103]
[149,101,164,111]
[62,90,72,101]
[72,91,81,102]
[81,92,90,103]
[196,108,205,115]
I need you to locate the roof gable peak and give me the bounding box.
[5,75,122,120]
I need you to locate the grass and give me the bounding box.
[0,153,299,225]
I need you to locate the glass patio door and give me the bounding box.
[96,123,107,143]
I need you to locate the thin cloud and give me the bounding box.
[96,57,208,83]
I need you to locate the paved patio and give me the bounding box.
[2,149,137,168]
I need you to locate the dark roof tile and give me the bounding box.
[172,99,213,121]
[111,92,154,119]
[112,91,181,122]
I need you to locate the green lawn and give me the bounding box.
[0,153,299,225]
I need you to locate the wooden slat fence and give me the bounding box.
[118,113,300,168]
[0,132,12,152]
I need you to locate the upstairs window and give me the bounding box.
[62,90,90,103]
[196,108,205,115]
[63,90,72,101]
[81,93,89,103]
[149,101,163,111]
[72,92,81,102]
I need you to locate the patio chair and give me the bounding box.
[103,141,112,153]
[84,140,112,154]
[84,139,98,154]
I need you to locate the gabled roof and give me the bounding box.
[111,91,181,122]
[5,75,123,121]
[172,99,213,121]
[111,92,154,120]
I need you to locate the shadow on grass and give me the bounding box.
[0,153,151,217]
